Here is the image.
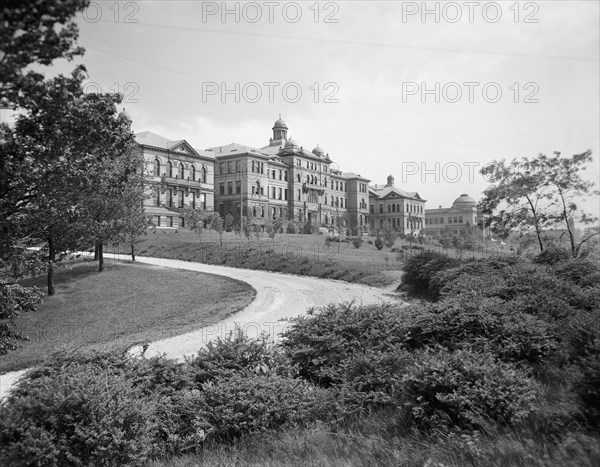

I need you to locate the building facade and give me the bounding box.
[135,131,215,228]
[424,193,483,237]
[209,118,370,233]
[368,175,426,235]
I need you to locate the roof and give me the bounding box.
[342,172,371,182]
[135,131,214,159]
[370,185,425,201]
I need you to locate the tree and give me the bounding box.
[481,152,598,257]
[210,212,225,246]
[265,216,283,242]
[537,151,599,257]
[183,208,207,242]
[224,213,234,233]
[480,158,553,252]
[381,220,397,248]
[241,216,253,241]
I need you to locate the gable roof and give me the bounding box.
[135,131,214,159]
[370,185,426,202]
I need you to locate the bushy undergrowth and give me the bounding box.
[2,251,599,465]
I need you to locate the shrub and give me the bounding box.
[402,349,538,431]
[374,236,383,250]
[351,236,363,249]
[400,251,461,299]
[367,240,373,245]
[191,328,290,383]
[194,373,336,441]
[533,246,571,265]
[281,303,407,387]
[553,259,600,286]
[0,363,158,466]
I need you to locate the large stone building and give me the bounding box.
[208,118,370,233]
[424,193,485,237]
[368,175,426,235]
[135,131,215,228]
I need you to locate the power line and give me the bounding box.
[87,45,518,159]
[96,19,598,63]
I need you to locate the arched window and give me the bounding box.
[167,161,173,178]
[253,205,257,217]
[178,163,184,179]
[153,158,160,176]
[202,166,207,183]
[191,165,196,181]
[392,204,396,213]
[297,173,301,182]
[306,175,310,184]
[397,204,400,212]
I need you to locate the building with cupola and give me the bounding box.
[424,193,488,238]
[209,117,370,233]
[135,131,215,228]
[368,175,426,235]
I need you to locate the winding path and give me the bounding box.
[1,254,400,400]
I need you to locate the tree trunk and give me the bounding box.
[131,241,136,262]
[94,242,99,261]
[47,239,55,296]
[98,243,104,272]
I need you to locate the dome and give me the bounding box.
[284,138,298,149]
[118,108,131,120]
[273,118,288,129]
[452,194,477,207]
[312,145,324,156]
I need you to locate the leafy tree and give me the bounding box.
[0,0,89,109]
[481,152,598,257]
[265,217,283,242]
[253,223,262,241]
[381,220,397,248]
[183,208,207,242]
[241,216,253,241]
[537,151,599,257]
[480,158,554,252]
[224,213,234,232]
[210,213,225,246]
[375,236,384,250]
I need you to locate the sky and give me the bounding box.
[9,1,600,215]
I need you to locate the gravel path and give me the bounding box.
[1,254,400,400]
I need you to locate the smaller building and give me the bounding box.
[424,193,485,237]
[369,175,426,235]
[135,131,215,228]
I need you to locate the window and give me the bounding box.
[153,158,160,176]
[324,195,327,205]
[297,174,301,182]
[298,209,302,221]
[236,180,241,194]
[219,162,224,174]
[459,216,463,223]
[278,188,282,200]
[235,160,240,172]
[227,181,233,194]
[178,163,184,179]
[253,205,257,217]
[370,205,374,214]
[297,189,301,201]
[178,190,184,208]
[284,170,288,181]
[167,161,173,178]
[219,183,225,195]
[227,161,232,173]
[272,186,276,199]
[284,189,288,200]
[168,216,173,227]
[156,216,161,227]
[272,170,276,179]
[190,165,196,181]
[191,192,196,209]
[156,191,161,206]
[168,189,173,207]
[392,204,395,213]
[199,193,206,209]
[251,160,256,172]
[279,170,282,180]
[202,166,207,183]
[379,204,383,213]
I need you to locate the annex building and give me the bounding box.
[208,118,370,234]
[368,175,426,235]
[423,193,486,238]
[135,131,215,228]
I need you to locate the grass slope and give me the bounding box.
[0,260,255,373]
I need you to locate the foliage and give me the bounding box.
[351,236,363,249]
[402,349,538,431]
[210,213,224,246]
[381,220,396,248]
[0,283,44,354]
[223,213,234,232]
[400,251,461,299]
[0,361,159,466]
[374,236,383,250]
[241,216,253,240]
[533,246,571,265]
[183,208,207,240]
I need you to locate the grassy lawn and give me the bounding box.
[0,259,255,374]
[111,229,406,287]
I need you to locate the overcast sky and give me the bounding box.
[24,1,600,214]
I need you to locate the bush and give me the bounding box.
[533,246,571,265]
[553,259,600,286]
[374,236,383,250]
[194,373,336,442]
[402,349,538,431]
[352,236,363,249]
[0,362,158,466]
[367,240,373,245]
[400,251,461,299]
[281,303,407,387]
